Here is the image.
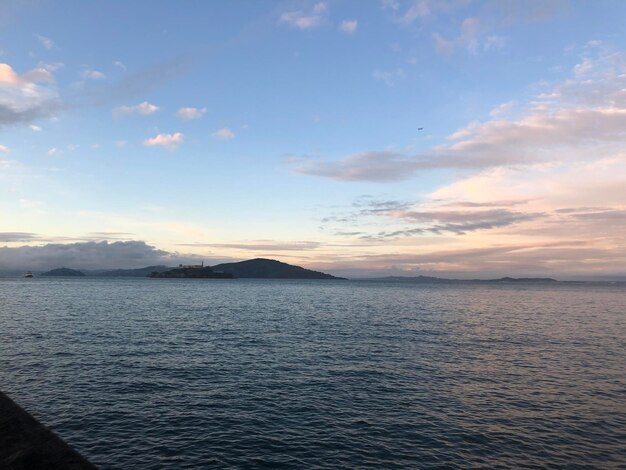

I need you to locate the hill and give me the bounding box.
[212,258,344,279]
[41,267,86,277]
[368,275,558,283]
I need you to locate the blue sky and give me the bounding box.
[1,0,626,278]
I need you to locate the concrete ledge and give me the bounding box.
[0,391,97,469]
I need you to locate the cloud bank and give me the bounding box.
[0,240,179,271]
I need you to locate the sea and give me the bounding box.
[1,277,625,469]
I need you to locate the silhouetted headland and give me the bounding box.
[212,258,345,279]
[0,391,96,469]
[41,268,86,277]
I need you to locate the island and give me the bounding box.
[88,265,171,277]
[150,264,234,279]
[41,267,86,277]
[212,258,345,279]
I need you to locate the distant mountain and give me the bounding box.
[88,265,171,277]
[41,267,86,277]
[485,277,558,283]
[150,266,233,279]
[368,275,558,283]
[212,258,345,279]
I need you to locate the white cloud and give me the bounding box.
[113,61,127,71]
[113,101,160,117]
[0,63,61,127]
[399,0,431,23]
[47,147,59,156]
[81,69,106,80]
[29,124,42,131]
[484,35,507,52]
[143,132,184,149]
[280,2,328,29]
[36,34,54,50]
[19,199,43,209]
[372,68,405,86]
[433,17,482,55]
[340,20,358,34]
[381,0,400,11]
[212,128,235,140]
[489,100,517,117]
[176,107,206,120]
[0,144,9,153]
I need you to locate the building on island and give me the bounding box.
[178,261,204,269]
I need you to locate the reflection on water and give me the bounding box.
[1,278,625,468]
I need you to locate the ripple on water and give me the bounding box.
[1,278,625,468]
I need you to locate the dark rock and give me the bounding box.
[0,391,96,469]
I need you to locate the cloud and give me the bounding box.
[381,0,400,11]
[178,241,322,251]
[432,32,455,55]
[0,63,61,127]
[279,2,328,30]
[81,69,106,80]
[113,101,159,117]
[36,34,54,50]
[483,35,507,52]
[432,16,482,55]
[0,144,9,153]
[113,61,127,71]
[47,147,59,156]
[399,0,431,23]
[143,132,184,149]
[212,127,235,140]
[0,240,179,271]
[39,62,64,72]
[72,56,192,108]
[340,20,358,34]
[294,151,424,182]
[293,48,626,182]
[176,106,206,120]
[489,100,517,117]
[372,68,405,86]
[29,124,42,131]
[323,196,541,238]
[19,199,43,209]
[0,232,39,243]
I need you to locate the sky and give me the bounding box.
[1,0,626,278]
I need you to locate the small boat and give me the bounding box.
[23,271,34,278]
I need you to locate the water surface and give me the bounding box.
[1,278,625,468]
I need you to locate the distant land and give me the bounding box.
[151,266,233,279]
[41,267,86,277]
[5,260,579,282]
[32,259,344,280]
[86,266,171,277]
[212,258,345,279]
[366,275,558,283]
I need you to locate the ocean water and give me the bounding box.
[0,278,625,469]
